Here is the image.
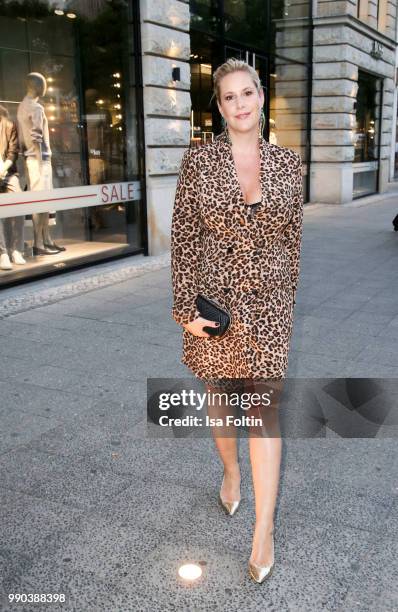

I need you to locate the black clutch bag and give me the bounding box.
[195,293,232,338]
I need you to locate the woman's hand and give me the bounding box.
[183,315,220,337]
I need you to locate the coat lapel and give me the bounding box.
[215,130,271,209]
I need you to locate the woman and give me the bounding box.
[170,58,304,583]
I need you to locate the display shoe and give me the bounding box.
[32,246,60,256]
[11,250,26,265]
[44,242,65,252]
[248,530,275,583]
[218,474,241,516]
[0,253,13,270]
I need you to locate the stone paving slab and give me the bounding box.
[0,490,86,558]
[0,409,58,455]
[0,379,101,421]
[0,448,134,511]
[7,364,144,402]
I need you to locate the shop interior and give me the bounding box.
[0,0,143,284]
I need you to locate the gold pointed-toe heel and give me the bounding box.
[248,531,275,583]
[218,475,241,517]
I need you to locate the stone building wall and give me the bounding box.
[311,0,396,203]
[140,0,191,254]
[273,0,311,158]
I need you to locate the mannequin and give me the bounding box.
[17,72,65,255]
[0,105,25,270]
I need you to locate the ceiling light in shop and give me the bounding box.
[66,12,76,19]
[113,73,121,78]
[54,9,64,16]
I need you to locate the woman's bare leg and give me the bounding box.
[247,378,282,565]
[206,382,241,502]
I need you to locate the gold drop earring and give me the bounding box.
[222,116,232,145]
[258,108,265,139]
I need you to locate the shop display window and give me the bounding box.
[0,0,144,284]
[353,70,382,198]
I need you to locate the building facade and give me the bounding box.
[311,0,397,202]
[0,0,397,286]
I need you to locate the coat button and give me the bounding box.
[223,287,231,293]
[254,248,262,255]
[226,246,233,254]
[251,288,258,295]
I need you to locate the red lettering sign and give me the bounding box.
[100,182,135,205]
[101,185,109,203]
[111,185,118,201]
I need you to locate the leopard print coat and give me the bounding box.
[170,130,304,385]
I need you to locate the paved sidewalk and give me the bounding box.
[0,196,397,611]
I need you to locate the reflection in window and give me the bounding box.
[190,0,220,35]
[191,62,213,144]
[189,30,221,145]
[79,2,130,184]
[354,70,381,163]
[223,0,268,48]
[353,70,382,198]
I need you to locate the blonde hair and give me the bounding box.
[211,58,262,104]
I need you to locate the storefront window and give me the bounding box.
[353,70,382,197]
[223,0,268,49]
[0,0,144,284]
[354,71,381,163]
[190,0,220,36]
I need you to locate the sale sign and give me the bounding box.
[0,181,141,219]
